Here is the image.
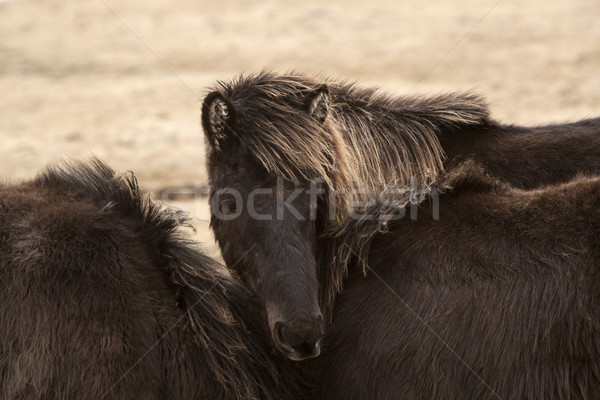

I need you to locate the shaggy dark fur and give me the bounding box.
[0,159,304,400]
[201,71,600,357]
[307,163,600,399]
[205,154,600,398]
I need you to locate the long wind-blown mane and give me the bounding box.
[205,71,492,222]
[33,158,301,400]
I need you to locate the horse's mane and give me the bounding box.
[207,71,492,222]
[33,158,301,400]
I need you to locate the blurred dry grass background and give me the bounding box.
[1,0,599,257]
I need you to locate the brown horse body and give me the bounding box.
[0,160,303,400]
[202,72,600,398]
[308,164,600,399]
[202,72,600,352]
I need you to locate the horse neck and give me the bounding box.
[315,158,501,323]
[314,94,451,319]
[328,89,490,195]
[316,201,386,323]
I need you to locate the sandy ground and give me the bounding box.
[1,0,599,258]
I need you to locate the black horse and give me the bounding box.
[201,72,600,399]
[0,159,305,399]
[202,71,600,360]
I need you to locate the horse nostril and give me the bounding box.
[290,339,320,358]
[273,319,323,360]
[274,322,293,353]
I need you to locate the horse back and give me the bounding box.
[440,117,600,189]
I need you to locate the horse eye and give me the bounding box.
[219,199,238,215]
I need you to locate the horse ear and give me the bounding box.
[201,91,234,152]
[307,85,330,123]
